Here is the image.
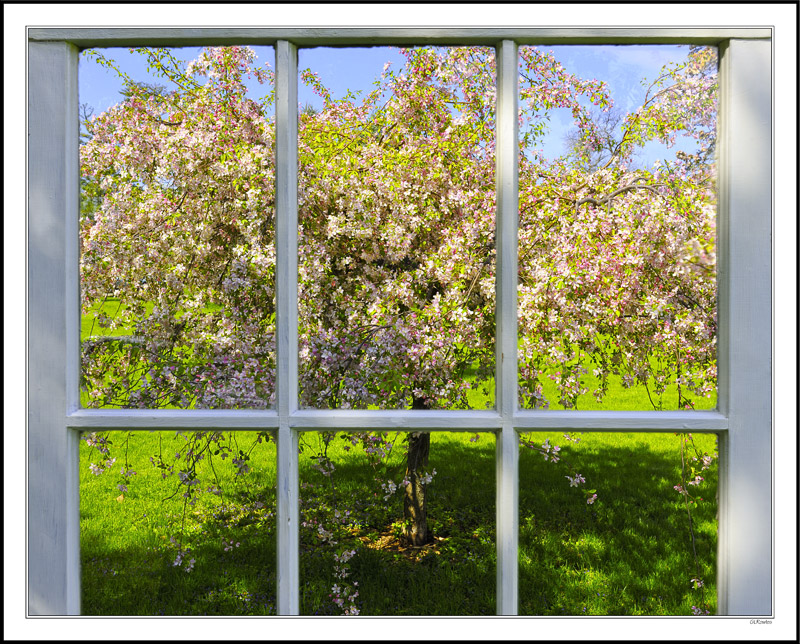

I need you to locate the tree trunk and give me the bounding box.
[403,397,431,546]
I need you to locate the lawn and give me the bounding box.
[80,429,717,615]
[79,301,718,615]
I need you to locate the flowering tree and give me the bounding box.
[80,45,717,555]
[517,46,717,411]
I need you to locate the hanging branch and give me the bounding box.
[574,180,667,215]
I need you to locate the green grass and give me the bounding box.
[79,302,718,615]
[517,431,717,615]
[80,431,278,615]
[532,355,717,411]
[80,428,717,616]
[296,431,498,615]
[81,297,151,339]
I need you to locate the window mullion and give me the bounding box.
[275,39,300,616]
[495,38,520,616]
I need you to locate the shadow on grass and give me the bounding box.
[81,464,279,616]
[81,528,278,615]
[80,433,716,616]
[518,436,718,615]
[299,434,497,616]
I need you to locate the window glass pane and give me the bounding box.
[298,431,495,615]
[80,430,277,615]
[79,46,277,409]
[298,47,496,410]
[518,431,718,615]
[517,45,718,411]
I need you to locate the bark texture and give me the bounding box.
[403,397,432,545]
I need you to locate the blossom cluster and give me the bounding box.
[331,548,360,615]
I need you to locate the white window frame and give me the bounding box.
[27,27,772,617]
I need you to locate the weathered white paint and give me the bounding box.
[64,408,727,432]
[27,27,774,617]
[513,410,729,431]
[28,40,81,616]
[27,27,772,48]
[66,408,280,430]
[716,39,773,616]
[495,39,520,615]
[495,44,520,425]
[274,40,301,616]
[291,409,502,430]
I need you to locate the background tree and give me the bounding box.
[563,106,629,170]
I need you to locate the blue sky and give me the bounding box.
[79,46,404,115]
[79,44,698,164]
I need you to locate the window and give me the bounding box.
[27,27,773,622]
